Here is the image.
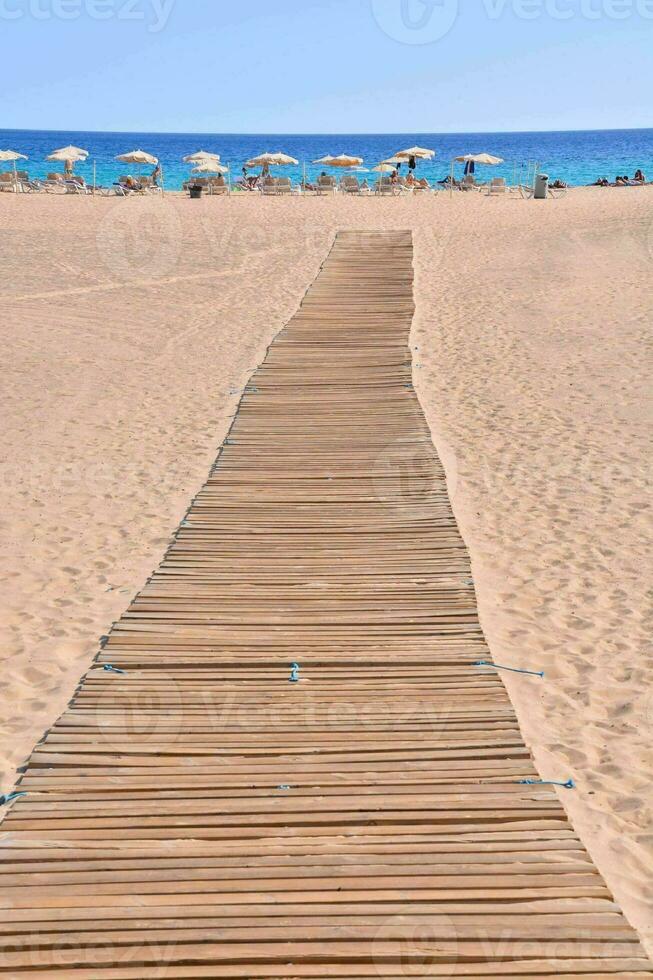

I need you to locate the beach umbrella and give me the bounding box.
[245,152,299,180]
[393,146,436,172]
[48,144,89,175]
[0,149,28,163]
[373,163,395,173]
[191,161,228,174]
[454,153,503,166]
[394,146,436,160]
[116,149,158,166]
[246,153,299,167]
[115,149,159,183]
[0,149,28,187]
[312,154,364,168]
[184,151,221,164]
[449,153,504,196]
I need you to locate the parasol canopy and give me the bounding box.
[48,145,89,175]
[184,151,221,164]
[0,149,28,162]
[394,146,436,160]
[245,153,299,167]
[454,153,503,166]
[313,154,364,168]
[47,145,89,162]
[191,161,228,174]
[115,149,159,166]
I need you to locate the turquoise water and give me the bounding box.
[2,128,652,189]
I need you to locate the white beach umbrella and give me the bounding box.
[454,153,503,166]
[313,154,364,168]
[48,144,89,161]
[373,163,395,173]
[0,149,28,163]
[184,150,221,164]
[394,146,436,160]
[115,149,159,183]
[0,149,28,186]
[48,144,89,175]
[191,161,228,174]
[115,149,159,166]
[382,156,405,166]
[245,152,299,167]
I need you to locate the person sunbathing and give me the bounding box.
[591,177,609,186]
[634,169,646,183]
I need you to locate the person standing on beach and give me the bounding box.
[151,163,162,187]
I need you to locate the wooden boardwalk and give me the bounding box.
[1,231,650,978]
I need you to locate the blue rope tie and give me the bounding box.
[0,792,27,807]
[289,663,300,684]
[520,778,576,790]
[474,660,544,679]
[103,665,126,675]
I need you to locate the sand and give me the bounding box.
[1,185,651,953]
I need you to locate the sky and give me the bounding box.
[1,0,651,133]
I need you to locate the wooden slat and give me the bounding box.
[0,231,649,977]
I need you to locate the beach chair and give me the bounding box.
[461,174,480,191]
[0,172,16,192]
[64,178,91,195]
[340,176,360,195]
[317,175,336,195]
[375,178,395,196]
[42,175,68,194]
[261,178,279,196]
[208,179,229,195]
[487,177,507,196]
[276,177,292,195]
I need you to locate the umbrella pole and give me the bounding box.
[450,160,454,199]
[13,160,18,193]
[93,160,97,196]
[227,166,232,195]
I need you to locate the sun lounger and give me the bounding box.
[487,177,507,195]
[261,178,279,196]
[461,174,481,190]
[317,175,337,195]
[276,177,292,195]
[0,172,16,192]
[64,179,91,195]
[340,176,360,195]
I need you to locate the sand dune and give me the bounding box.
[1,186,651,953]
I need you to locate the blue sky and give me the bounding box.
[2,0,651,133]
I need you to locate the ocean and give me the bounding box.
[1,128,652,190]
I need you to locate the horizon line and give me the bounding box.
[2,125,653,138]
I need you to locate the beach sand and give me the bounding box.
[1,186,651,953]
